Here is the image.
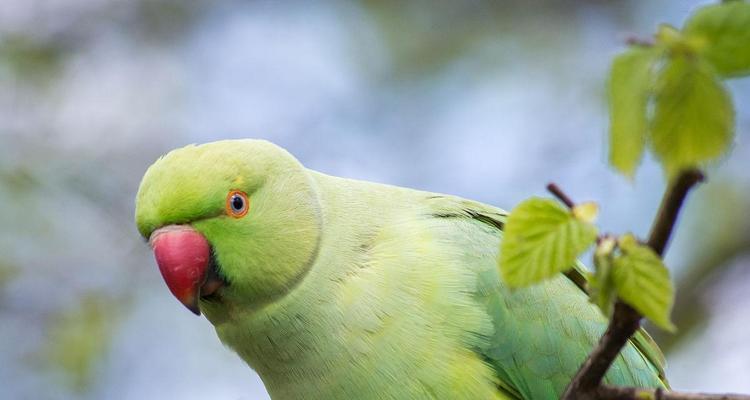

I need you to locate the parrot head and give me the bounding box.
[135,140,321,318]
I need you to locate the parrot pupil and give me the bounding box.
[231,195,244,211]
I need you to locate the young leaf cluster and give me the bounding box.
[497,196,676,331]
[497,0,750,336]
[609,1,750,178]
[590,234,675,331]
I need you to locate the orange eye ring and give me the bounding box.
[225,190,249,218]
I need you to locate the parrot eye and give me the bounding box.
[226,190,249,218]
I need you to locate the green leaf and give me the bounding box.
[608,47,661,177]
[499,198,598,288]
[589,236,617,317]
[683,1,750,78]
[0,263,18,291]
[612,234,676,332]
[650,54,734,177]
[42,294,118,392]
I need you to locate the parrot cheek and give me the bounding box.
[150,225,212,315]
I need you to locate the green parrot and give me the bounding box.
[135,139,667,399]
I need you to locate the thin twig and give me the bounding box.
[561,169,706,400]
[625,35,655,47]
[547,182,575,209]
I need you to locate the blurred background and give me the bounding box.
[1,0,749,398]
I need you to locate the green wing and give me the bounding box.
[426,195,667,399]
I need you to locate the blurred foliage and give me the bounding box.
[683,0,750,78]
[131,0,207,43]
[650,46,734,177]
[40,294,120,393]
[0,0,205,89]
[0,35,64,86]
[608,48,654,177]
[0,263,19,293]
[0,165,38,193]
[358,0,608,77]
[608,1,750,178]
[359,0,497,76]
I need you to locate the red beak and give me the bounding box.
[150,225,211,315]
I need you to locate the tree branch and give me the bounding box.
[561,169,707,400]
[598,385,750,400]
[647,169,705,256]
[561,302,642,400]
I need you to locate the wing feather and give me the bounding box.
[424,195,668,398]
